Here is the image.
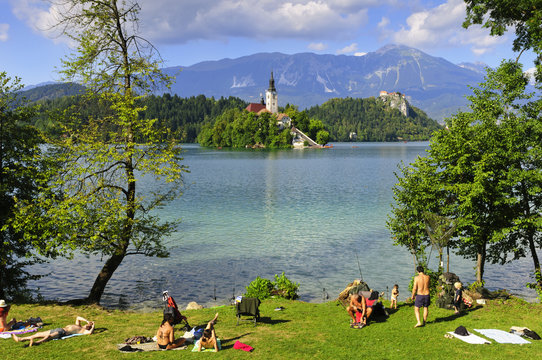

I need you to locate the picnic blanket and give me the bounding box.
[474,329,531,344]
[117,342,188,352]
[447,332,490,344]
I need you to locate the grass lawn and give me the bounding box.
[2,297,541,359]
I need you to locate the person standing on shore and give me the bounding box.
[411,265,430,327]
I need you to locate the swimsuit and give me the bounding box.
[158,343,168,349]
[414,294,430,307]
[50,328,67,338]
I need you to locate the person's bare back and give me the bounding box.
[412,273,430,296]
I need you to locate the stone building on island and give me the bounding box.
[379,90,410,117]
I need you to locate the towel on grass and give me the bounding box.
[447,332,490,344]
[191,338,222,352]
[0,327,39,339]
[233,340,254,352]
[474,329,531,344]
[117,342,187,352]
[53,333,85,341]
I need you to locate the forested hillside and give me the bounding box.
[31,93,439,142]
[307,97,442,141]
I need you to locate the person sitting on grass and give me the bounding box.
[196,313,220,352]
[156,313,187,350]
[12,316,94,346]
[0,300,16,332]
[347,293,371,327]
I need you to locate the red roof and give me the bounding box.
[245,103,267,113]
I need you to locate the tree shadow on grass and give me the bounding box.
[257,316,290,325]
[219,332,253,350]
[430,306,482,324]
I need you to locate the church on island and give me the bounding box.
[245,72,320,148]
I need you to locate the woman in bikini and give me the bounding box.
[156,313,186,350]
[197,313,220,352]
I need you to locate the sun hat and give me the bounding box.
[0,300,8,308]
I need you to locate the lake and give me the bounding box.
[29,142,538,309]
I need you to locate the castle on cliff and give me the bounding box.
[379,91,409,117]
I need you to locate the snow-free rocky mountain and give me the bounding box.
[164,44,484,122]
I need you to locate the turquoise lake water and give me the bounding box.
[30,142,538,308]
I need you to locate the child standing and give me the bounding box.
[453,282,463,314]
[390,284,399,310]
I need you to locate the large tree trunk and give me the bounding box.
[476,241,486,284]
[87,250,127,303]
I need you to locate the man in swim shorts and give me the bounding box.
[0,300,16,332]
[12,316,94,346]
[411,265,431,327]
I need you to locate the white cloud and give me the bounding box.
[308,42,328,51]
[378,17,390,28]
[11,0,395,46]
[386,0,506,56]
[0,24,9,42]
[336,43,358,55]
[525,67,537,85]
[354,52,367,56]
[136,0,375,44]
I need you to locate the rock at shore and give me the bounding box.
[186,301,204,310]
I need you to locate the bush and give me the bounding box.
[273,272,299,300]
[244,276,274,300]
[244,273,299,301]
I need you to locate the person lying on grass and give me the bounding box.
[196,313,220,352]
[156,313,187,350]
[12,316,94,346]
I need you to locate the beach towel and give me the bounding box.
[117,342,188,352]
[53,333,85,340]
[233,340,254,352]
[0,327,39,339]
[474,329,531,344]
[446,332,490,344]
[191,338,222,352]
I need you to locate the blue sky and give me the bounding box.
[0,0,536,86]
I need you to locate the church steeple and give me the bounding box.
[268,71,276,92]
[265,71,278,114]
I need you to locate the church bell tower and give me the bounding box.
[265,71,278,114]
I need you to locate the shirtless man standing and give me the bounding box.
[12,316,94,346]
[347,293,367,327]
[411,265,431,327]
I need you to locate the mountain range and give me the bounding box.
[22,44,486,122]
[163,44,485,122]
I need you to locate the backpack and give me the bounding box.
[162,291,188,326]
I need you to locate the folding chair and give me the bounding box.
[236,297,260,326]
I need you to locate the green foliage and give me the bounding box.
[527,270,542,302]
[273,272,299,300]
[316,130,330,145]
[197,108,293,148]
[307,97,441,141]
[0,72,50,301]
[9,0,188,304]
[244,273,299,300]
[244,276,275,300]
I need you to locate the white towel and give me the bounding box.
[447,331,490,344]
[474,329,531,344]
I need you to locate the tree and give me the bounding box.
[463,0,542,80]
[0,72,50,301]
[423,212,456,273]
[12,0,187,304]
